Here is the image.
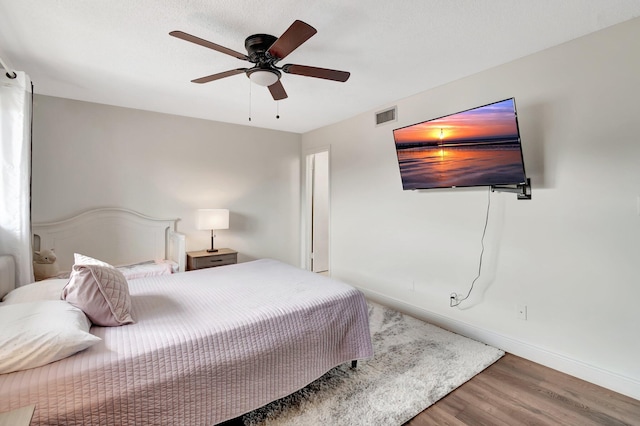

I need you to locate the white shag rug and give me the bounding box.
[241,301,504,425]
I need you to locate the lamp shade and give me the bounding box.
[196,209,229,230]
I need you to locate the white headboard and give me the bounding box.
[32,208,186,272]
[0,255,15,299]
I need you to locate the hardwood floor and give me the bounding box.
[221,353,640,425]
[404,353,640,426]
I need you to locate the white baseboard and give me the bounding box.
[358,287,640,401]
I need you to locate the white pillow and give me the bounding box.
[0,300,101,374]
[74,253,175,280]
[116,260,173,280]
[1,279,68,304]
[74,253,113,268]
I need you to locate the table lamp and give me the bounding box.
[196,209,229,252]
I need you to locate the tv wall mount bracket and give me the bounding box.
[491,178,531,200]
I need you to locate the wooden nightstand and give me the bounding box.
[0,404,35,426]
[186,249,238,271]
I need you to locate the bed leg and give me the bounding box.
[351,360,357,369]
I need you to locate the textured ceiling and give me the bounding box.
[1,1,639,133]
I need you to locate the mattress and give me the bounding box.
[0,259,373,425]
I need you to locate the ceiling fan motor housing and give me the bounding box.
[244,34,278,64]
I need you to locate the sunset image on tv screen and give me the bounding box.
[393,98,527,190]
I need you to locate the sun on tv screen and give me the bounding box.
[393,98,527,191]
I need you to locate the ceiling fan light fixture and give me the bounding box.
[172,20,350,101]
[248,69,280,87]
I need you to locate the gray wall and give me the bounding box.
[32,96,302,265]
[303,18,640,398]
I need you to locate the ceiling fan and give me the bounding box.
[170,20,350,101]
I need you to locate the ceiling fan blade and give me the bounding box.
[267,20,317,60]
[282,64,350,82]
[191,68,247,84]
[170,31,248,61]
[268,80,288,100]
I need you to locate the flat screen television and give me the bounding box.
[393,98,527,190]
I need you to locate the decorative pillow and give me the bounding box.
[0,300,101,374]
[62,264,135,326]
[74,253,113,268]
[1,279,68,304]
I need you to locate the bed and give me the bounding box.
[0,209,373,425]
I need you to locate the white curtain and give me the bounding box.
[0,71,33,286]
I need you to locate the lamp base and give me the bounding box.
[206,232,219,253]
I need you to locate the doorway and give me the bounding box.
[305,149,329,273]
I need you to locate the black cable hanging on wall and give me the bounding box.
[450,188,491,307]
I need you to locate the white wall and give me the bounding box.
[302,18,640,398]
[32,96,302,265]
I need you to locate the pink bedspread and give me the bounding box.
[0,259,373,425]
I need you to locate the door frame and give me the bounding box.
[301,146,331,273]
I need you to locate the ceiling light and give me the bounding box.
[247,69,280,87]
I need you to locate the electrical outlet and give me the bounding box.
[450,292,458,307]
[516,304,527,320]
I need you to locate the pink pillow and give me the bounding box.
[62,264,135,326]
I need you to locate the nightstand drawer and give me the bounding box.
[186,249,238,271]
[192,254,236,269]
[0,404,35,426]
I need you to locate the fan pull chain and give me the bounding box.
[248,81,252,122]
[276,101,280,119]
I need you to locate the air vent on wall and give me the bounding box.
[375,106,397,126]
